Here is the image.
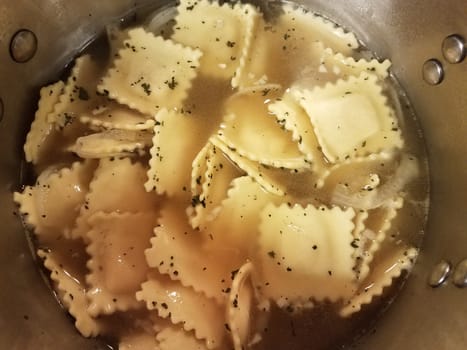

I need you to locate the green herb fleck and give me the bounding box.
[78,87,89,101]
[141,83,152,96]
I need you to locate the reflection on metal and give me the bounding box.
[10,29,38,63]
[442,34,466,64]
[422,59,444,85]
[428,260,451,288]
[452,259,467,288]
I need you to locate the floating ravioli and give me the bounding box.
[136,273,225,349]
[189,142,240,228]
[278,3,359,55]
[48,55,107,128]
[145,108,214,196]
[234,3,358,88]
[145,201,243,303]
[172,0,258,81]
[14,161,97,240]
[268,92,329,184]
[292,73,403,163]
[72,158,159,239]
[217,86,308,170]
[257,203,357,303]
[292,48,392,91]
[199,176,284,257]
[320,48,391,80]
[80,101,155,131]
[118,329,159,350]
[210,136,286,196]
[70,129,152,158]
[86,211,157,317]
[227,262,255,350]
[354,197,404,281]
[339,245,418,317]
[98,28,202,116]
[234,18,324,88]
[190,141,212,199]
[38,240,102,337]
[157,326,208,350]
[24,81,65,165]
[329,153,417,210]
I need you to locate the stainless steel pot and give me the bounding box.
[0,0,466,349]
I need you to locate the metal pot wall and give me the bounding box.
[0,0,465,349]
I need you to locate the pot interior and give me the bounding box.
[0,0,466,349]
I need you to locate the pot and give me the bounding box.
[0,0,465,349]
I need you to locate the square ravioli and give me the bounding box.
[172,0,258,81]
[99,28,202,116]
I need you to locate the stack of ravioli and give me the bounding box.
[14,0,420,349]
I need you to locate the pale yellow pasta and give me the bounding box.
[210,136,286,196]
[356,197,404,281]
[157,326,208,350]
[235,2,358,88]
[257,203,357,303]
[293,48,392,91]
[234,16,324,88]
[320,48,391,80]
[48,55,107,128]
[14,160,97,240]
[98,28,202,115]
[137,273,225,349]
[217,86,309,170]
[188,142,240,228]
[292,73,403,163]
[227,262,255,350]
[190,141,212,199]
[86,211,157,316]
[119,329,159,350]
[15,1,424,347]
[172,0,258,81]
[279,3,359,55]
[145,108,213,195]
[24,81,65,165]
[199,176,284,257]
[339,246,418,317]
[350,210,369,273]
[145,201,242,303]
[38,241,102,337]
[80,101,155,131]
[70,129,152,158]
[72,157,159,239]
[268,92,330,185]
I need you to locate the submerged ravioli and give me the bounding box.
[145,201,243,303]
[86,211,157,317]
[137,273,225,349]
[38,240,102,337]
